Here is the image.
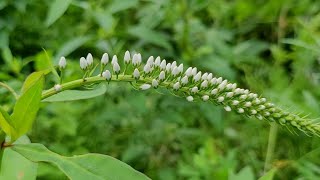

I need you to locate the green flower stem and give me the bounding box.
[0,82,18,100]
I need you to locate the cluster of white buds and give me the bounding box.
[55,51,320,136]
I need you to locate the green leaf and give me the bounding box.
[128,26,172,50]
[229,166,255,180]
[35,50,60,82]
[0,136,37,180]
[0,107,16,138]
[42,84,107,102]
[10,72,44,141]
[12,143,150,180]
[108,0,139,13]
[45,0,72,27]
[258,168,277,180]
[55,36,92,59]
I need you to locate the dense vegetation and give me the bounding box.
[1,0,320,179]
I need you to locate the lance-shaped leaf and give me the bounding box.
[10,72,44,141]
[0,107,17,138]
[11,143,150,180]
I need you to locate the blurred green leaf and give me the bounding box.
[0,106,16,138]
[12,143,151,180]
[55,36,92,59]
[0,136,37,180]
[42,84,107,102]
[93,11,114,32]
[35,50,60,82]
[258,168,277,180]
[229,166,255,180]
[11,72,44,141]
[108,0,139,13]
[45,0,72,27]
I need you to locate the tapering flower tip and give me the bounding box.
[154,56,161,67]
[59,57,67,69]
[144,63,152,74]
[54,84,62,91]
[140,84,151,90]
[226,92,234,98]
[158,71,165,81]
[160,60,166,70]
[86,53,93,66]
[173,82,181,90]
[102,70,112,80]
[232,100,239,105]
[224,106,232,112]
[185,67,192,77]
[111,55,118,65]
[261,98,267,103]
[177,64,183,73]
[202,95,209,101]
[218,80,228,90]
[133,68,140,79]
[191,67,197,76]
[251,110,257,115]
[216,77,223,84]
[240,94,247,100]
[132,53,141,66]
[113,62,120,74]
[171,61,177,71]
[244,102,252,107]
[200,80,208,88]
[80,57,88,70]
[211,88,218,95]
[238,108,245,113]
[186,96,194,102]
[210,77,217,85]
[181,76,189,85]
[217,96,224,102]
[201,73,208,81]
[243,89,249,94]
[193,71,202,82]
[124,50,131,64]
[165,63,171,72]
[172,66,180,76]
[152,79,159,88]
[191,86,199,93]
[234,88,242,95]
[137,53,142,64]
[101,53,109,65]
[147,56,154,65]
[207,73,213,81]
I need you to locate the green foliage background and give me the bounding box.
[1,0,320,179]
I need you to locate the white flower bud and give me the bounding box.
[166,63,171,72]
[152,79,159,88]
[160,60,166,70]
[133,68,140,79]
[210,78,217,85]
[200,80,208,88]
[177,64,183,73]
[113,62,120,74]
[132,53,141,66]
[264,112,270,116]
[86,53,93,66]
[257,115,263,120]
[235,88,242,94]
[171,61,177,71]
[261,98,267,103]
[216,77,223,84]
[80,57,88,70]
[173,82,180,90]
[147,56,154,65]
[218,80,228,90]
[226,92,234,98]
[172,66,180,76]
[186,96,194,102]
[226,83,234,90]
[202,95,210,101]
[102,70,112,80]
[259,105,266,110]
[191,86,199,93]
[217,96,224,102]
[254,98,261,104]
[154,56,161,67]
[101,53,109,65]
[54,84,62,91]
[111,55,118,65]
[232,100,239,105]
[144,63,152,74]
[193,71,202,82]
[191,67,197,76]
[211,88,218,95]
[240,95,247,100]
[201,73,208,80]
[207,73,213,81]
[244,102,252,107]
[224,106,231,112]
[140,84,151,90]
[59,57,67,69]
[185,67,193,77]
[238,108,244,113]
[251,110,257,115]
[181,76,188,85]
[243,89,249,94]
[159,71,165,80]
[124,50,131,64]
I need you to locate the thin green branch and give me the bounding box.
[0,82,18,100]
